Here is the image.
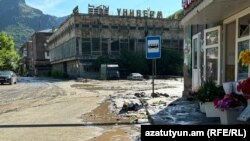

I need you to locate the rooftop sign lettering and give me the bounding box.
[117,8,163,19]
[87,4,162,19]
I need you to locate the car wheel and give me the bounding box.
[10,79,13,85]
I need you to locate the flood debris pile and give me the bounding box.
[110,91,219,125]
[110,91,182,124]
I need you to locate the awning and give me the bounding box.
[181,0,250,25]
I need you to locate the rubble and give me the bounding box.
[110,91,220,125]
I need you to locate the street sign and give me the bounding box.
[146,36,161,59]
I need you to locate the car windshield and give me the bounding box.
[0,71,11,75]
[132,73,141,76]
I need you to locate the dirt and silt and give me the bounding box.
[0,77,184,141]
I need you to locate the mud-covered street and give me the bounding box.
[0,77,183,141]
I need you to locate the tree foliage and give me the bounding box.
[0,32,20,70]
[92,55,116,71]
[118,49,149,75]
[156,48,183,75]
[168,9,184,20]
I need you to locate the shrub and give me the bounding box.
[194,79,225,103]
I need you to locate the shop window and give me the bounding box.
[206,47,218,81]
[237,40,249,80]
[238,13,250,38]
[206,30,218,45]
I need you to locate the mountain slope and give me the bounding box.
[0,0,66,49]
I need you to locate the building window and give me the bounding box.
[111,25,118,29]
[101,38,109,55]
[129,39,135,51]
[82,38,91,55]
[172,39,179,48]
[45,51,50,59]
[92,25,99,28]
[130,26,136,30]
[138,27,144,30]
[163,39,170,48]
[120,39,129,50]
[102,25,109,29]
[92,38,101,55]
[82,24,89,28]
[111,39,119,55]
[136,39,145,54]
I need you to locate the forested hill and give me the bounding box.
[0,0,66,49]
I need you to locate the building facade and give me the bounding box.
[20,30,52,76]
[48,9,183,78]
[181,0,250,96]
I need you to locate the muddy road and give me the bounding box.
[0,77,183,141]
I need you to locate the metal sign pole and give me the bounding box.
[152,59,154,94]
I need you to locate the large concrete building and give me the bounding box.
[48,6,183,78]
[19,30,52,76]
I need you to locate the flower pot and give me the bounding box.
[238,99,250,121]
[204,102,220,117]
[223,82,233,95]
[219,107,244,125]
[199,102,206,113]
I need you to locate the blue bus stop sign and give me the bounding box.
[146,36,161,59]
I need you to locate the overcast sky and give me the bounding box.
[26,0,182,17]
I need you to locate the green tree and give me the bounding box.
[118,49,149,75]
[0,32,20,71]
[168,9,184,20]
[92,55,115,71]
[156,48,183,75]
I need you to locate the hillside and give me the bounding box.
[0,0,66,49]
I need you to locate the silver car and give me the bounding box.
[127,73,143,80]
[0,71,17,85]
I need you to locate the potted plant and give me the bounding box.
[214,94,245,124]
[237,77,250,100]
[194,79,225,117]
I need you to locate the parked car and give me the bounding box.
[0,71,17,85]
[127,73,143,80]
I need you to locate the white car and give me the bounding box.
[127,73,143,80]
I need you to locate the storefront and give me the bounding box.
[181,0,250,95]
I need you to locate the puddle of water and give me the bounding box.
[82,101,140,141]
[82,101,131,124]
